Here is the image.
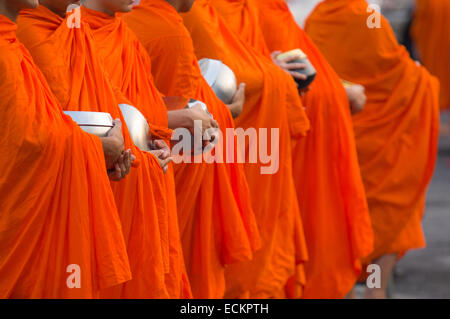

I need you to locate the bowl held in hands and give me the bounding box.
[277,49,317,90]
[64,111,113,137]
[198,58,237,104]
[119,104,151,151]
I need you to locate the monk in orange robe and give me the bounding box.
[0,0,132,298]
[411,0,449,111]
[121,0,261,298]
[80,1,197,299]
[305,0,440,298]
[17,0,188,298]
[212,0,374,298]
[181,0,310,298]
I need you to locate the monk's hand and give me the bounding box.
[226,83,246,118]
[108,149,135,181]
[187,103,219,135]
[149,139,173,174]
[271,51,307,81]
[346,84,367,115]
[101,119,125,170]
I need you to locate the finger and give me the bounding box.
[290,71,308,81]
[237,82,246,92]
[162,149,171,160]
[114,162,122,180]
[204,129,211,141]
[211,119,219,129]
[271,51,282,58]
[279,54,303,63]
[154,139,164,148]
[155,139,170,153]
[161,158,173,174]
[151,149,163,157]
[112,119,122,131]
[284,63,307,70]
[125,150,132,175]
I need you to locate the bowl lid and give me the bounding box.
[64,111,113,127]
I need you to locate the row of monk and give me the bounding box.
[0,0,443,299]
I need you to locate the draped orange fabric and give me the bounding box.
[17,5,173,298]
[82,7,191,299]
[411,0,450,110]
[306,0,440,263]
[182,0,310,298]
[0,14,131,298]
[123,0,261,298]
[217,0,374,298]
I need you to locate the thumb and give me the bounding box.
[271,51,282,58]
[112,118,122,129]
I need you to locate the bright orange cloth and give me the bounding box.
[17,5,174,298]
[82,7,191,299]
[218,0,374,298]
[411,0,450,110]
[306,0,440,263]
[123,0,261,299]
[182,0,310,298]
[0,14,131,298]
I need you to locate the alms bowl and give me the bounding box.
[119,104,151,151]
[64,111,113,137]
[198,58,237,104]
[277,49,317,90]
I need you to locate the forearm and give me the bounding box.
[167,109,192,129]
[101,136,121,169]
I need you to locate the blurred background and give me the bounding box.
[288,0,450,298]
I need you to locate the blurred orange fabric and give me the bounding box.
[306,0,440,263]
[411,0,449,110]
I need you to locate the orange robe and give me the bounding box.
[182,0,310,298]
[0,14,131,298]
[82,7,191,299]
[17,5,174,298]
[306,0,440,263]
[215,0,374,298]
[411,0,450,110]
[123,0,261,298]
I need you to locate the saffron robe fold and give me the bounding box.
[0,14,131,298]
[17,5,174,298]
[215,0,374,298]
[182,0,310,298]
[305,0,440,262]
[123,0,260,299]
[82,7,191,299]
[411,0,449,110]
